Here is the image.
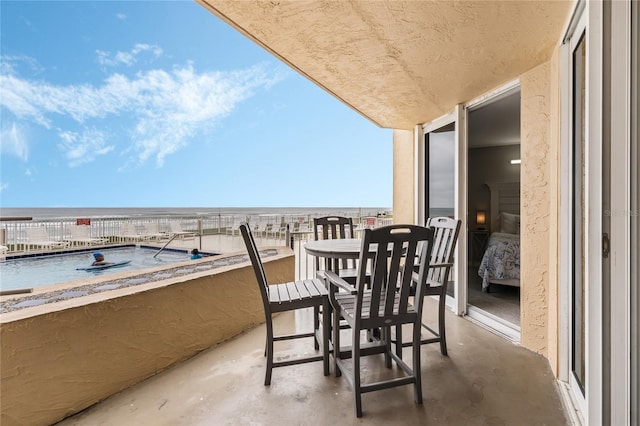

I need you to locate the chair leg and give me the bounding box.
[395,324,403,359]
[413,322,423,404]
[265,319,274,386]
[333,306,341,377]
[322,299,330,376]
[353,329,363,418]
[383,327,392,368]
[313,305,320,350]
[438,294,448,356]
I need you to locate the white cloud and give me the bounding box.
[116,13,127,21]
[0,57,285,167]
[0,183,8,192]
[57,128,115,167]
[96,44,163,68]
[0,122,29,161]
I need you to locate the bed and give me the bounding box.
[477,182,521,292]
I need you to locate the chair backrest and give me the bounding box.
[313,216,355,271]
[121,223,139,235]
[26,227,51,241]
[298,222,311,233]
[355,225,434,327]
[424,217,461,288]
[240,222,271,317]
[144,222,160,234]
[169,221,183,233]
[69,224,91,238]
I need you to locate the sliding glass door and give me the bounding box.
[418,107,464,314]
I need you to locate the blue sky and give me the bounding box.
[0,1,392,208]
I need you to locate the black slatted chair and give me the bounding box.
[240,222,330,385]
[324,224,434,417]
[312,216,358,282]
[396,216,461,356]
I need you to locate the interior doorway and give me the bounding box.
[465,86,522,335]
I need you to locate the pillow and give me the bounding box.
[500,212,520,234]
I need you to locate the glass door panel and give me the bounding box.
[424,122,455,297]
[571,32,586,396]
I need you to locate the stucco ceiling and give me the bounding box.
[197,0,573,130]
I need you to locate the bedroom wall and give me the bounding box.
[468,144,521,232]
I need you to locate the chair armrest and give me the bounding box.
[411,262,455,282]
[413,262,454,272]
[430,262,454,269]
[324,271,358,295]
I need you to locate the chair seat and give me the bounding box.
[335,291,418,326]
[269,279,328,312]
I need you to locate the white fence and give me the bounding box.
[0,213,393,256]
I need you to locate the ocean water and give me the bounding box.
[0,207,391,220]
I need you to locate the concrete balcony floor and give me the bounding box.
[58,296,569,425]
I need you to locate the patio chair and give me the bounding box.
[324,224,434,417]
[266,222,286,239]
[240,223,330,385]
[120,223,147,241]
[297,222,312,233]
[312,216,359,282]
[226,219,243,236]
[25,227,69,250]
[253,221,269,237]
[396,216,461,356]
[65,224,108,246]
[142,222,166,240]
[168,221,195,240]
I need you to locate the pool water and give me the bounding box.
[0,246,195,292]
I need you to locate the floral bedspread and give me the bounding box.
[478,232,520,291]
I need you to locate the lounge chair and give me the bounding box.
[142,222,166,241]
[25,227,69,250]
[253,221,269,237]
[65,224,108,246]
[168,221,195,240]
[226,219,243,236]
[120,223,148,241]
[267,223,286,239]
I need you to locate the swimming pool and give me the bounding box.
[0,246,201,292]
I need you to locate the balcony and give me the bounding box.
[57,296,568,424]
[1,229,569,425]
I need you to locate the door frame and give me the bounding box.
[462,80,521,341]
[416,106,465,315]
[608,0,634,424]
[559,0,603,422]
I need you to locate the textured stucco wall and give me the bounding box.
[0,250,294,426]
[546,47,561,376]
[520,62,552,356]
[393,129,415,224]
